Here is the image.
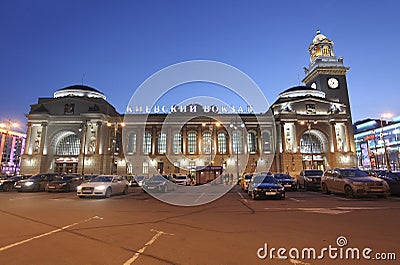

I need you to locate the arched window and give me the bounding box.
[247,131,257,153]
[187,132,197,154]
[157,132,166,154]
[56,134,81,156]
[232,131,243,154]
[127,132,136,154]
[202,131,211,154]
[173,133,182,154]
[217,132,227,154]
[143,132,152,154]
[300,133,324,153]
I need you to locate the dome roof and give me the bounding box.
[312,30,328,44]
[279,85,325,99]
[54,85,106,100]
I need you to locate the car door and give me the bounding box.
[331,171,344,193]
[323,170,334,190]
[112,176,123,193]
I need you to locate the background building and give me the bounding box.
[354,116,400,171]
[0,122,26,175]
[20,31,356,178]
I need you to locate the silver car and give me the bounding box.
[77,175,128,198]
[321,168,390,198]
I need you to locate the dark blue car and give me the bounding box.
[248,175,285,200]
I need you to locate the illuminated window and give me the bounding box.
[232,131,243,154]
[127,132,136,154]
[217,132,227,154]
[56,134,81,156]
[202,132,211,154]
[173,133,182,154]
[247,131,257,153]
[157,133,166,154]
[187,132,197,154]
[143,132,152,154]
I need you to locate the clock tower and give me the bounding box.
[302,30,352,114]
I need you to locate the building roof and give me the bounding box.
[54,85,106,100]
[278,85,325,99]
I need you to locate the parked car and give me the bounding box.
[0,175,31,191]
[321,168,390,198]
[174,175,191,186]
[369,171,400,195]
[15,173,59,192]
[248,174,285,200]
[128,175,146,187]
[77,175,128,198]
[142,175,171,193]
[46,175,82,192]
[273,173,297,191]
[297,169,323,191]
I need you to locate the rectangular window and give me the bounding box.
[143,132,152,154]
[247,132,257,153]
[173,161,180,173]
[232,131,243,154]
[202,132,211,154]
[142,162,148,174]
[127,133,136,154]
[217,133,227,154]
[173,133,182,154]
[157,133,167,154]
[187,132,197,154]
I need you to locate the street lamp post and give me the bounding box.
[108,121,125,174]
[78,121,88,175]
[380,113,393,170]
[230,118,245,182]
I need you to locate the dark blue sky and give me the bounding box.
[1,0,399,131]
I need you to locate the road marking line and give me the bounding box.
[194,192,206,203]
[237,192,248,203]
[123,229,174,265]
[289,198,302,202]
[0,216,102,252]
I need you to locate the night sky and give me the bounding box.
[1,0,399,131]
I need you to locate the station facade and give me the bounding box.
[20,31,356,178]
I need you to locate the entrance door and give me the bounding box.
[55,163,78,174]
[157,162,164,174]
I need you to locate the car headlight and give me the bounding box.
[25,181,34,186]
[352,181,364,186]
[77,186,82,191]
[95,185,106,191]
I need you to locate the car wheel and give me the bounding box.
[78,196,84,199]
[105,187,112,198]
[304,181,308,191]
[122,186,128,195]
[297,181,301,190]
[35,184,41,192]
[321,183,330,195]
[344,186,355,198]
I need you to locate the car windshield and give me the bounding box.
[135,176,145,181]
[304,170,323,176]
[148,175,165,182]
[338,169,369,178]
[29,175,42,180]
[252,176,277,184]
[176,176,187,180]
[91,176,113,182]
[274,174,291,179]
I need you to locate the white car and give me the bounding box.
[77,175,128,198]
[174,175,191,186]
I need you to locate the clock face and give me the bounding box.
[327,77,339,89]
